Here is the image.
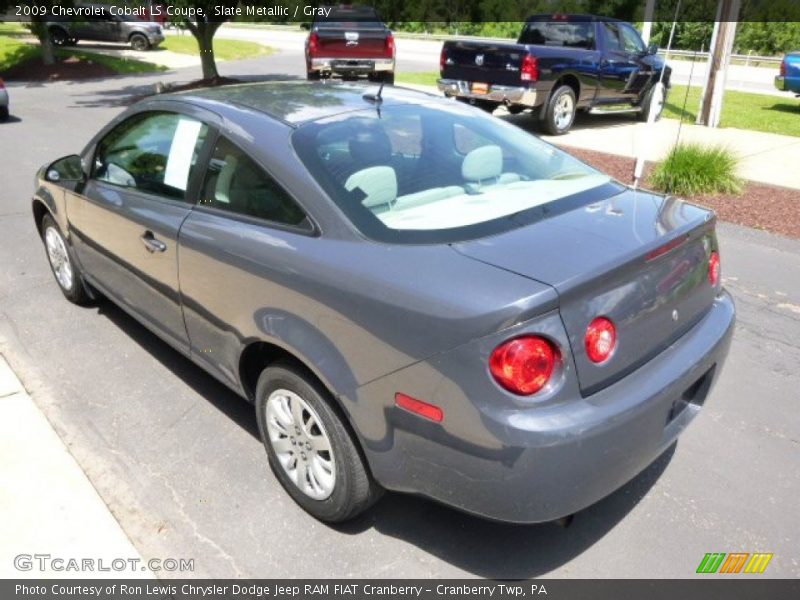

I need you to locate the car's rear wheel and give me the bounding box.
[65,38,78,46]
[130,33,150,51]
[0,106,8,121]
[255,363,381,522]
[40,214,91,305]
[542,85,577,135]
[368,72,394,85]
[306,70,321,81]
[49,27,68,47]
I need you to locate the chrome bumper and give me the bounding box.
[310,58,394,73]
[437,78,538,107]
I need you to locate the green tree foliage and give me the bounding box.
[166,0,239,80]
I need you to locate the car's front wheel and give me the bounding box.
[40,214,91,304]
[130,33,150,51]
[639,82,667,122]
[255,363,381,522]
[49,27,68,47]
[542,85,577,135]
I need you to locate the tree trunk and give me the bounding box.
[195,21,219,81]
[32,17,55,66]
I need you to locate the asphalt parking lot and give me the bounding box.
[0,51,799,578]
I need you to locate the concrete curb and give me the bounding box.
[0,353,152,579]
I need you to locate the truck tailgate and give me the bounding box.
[441,40,527,86]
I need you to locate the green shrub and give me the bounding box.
[649,143,743,196]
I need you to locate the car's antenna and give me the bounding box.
[363,81,385,105]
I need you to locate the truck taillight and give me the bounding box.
[307,32,320,57]
[521,53,539,82]
[780,59,787,77]
[440,47,446,75]
[385,33,395,58]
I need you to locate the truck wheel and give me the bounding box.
[542,85,577,135]
[49,27,68,47]
[130,33,150,51]
[639,83,667,122]
[0,106,9,121]
[307,70,321,81]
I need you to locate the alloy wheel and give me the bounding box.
[45,226,74,291]
[265,388,336,500]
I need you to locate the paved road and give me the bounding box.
[0,61,798,578]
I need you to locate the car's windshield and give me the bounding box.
[292,102,616,243]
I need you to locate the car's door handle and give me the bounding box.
[140,231,167,253]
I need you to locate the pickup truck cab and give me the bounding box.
[305,5,395,84]
[775,52,800,96]
[438,15,670,134]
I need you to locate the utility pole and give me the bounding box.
[641,0,657,45]
[696,0,741,127]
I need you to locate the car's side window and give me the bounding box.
[93,111,208,202]
[619,24,646,54]
[602,22,623,52]
[199,136,309,228]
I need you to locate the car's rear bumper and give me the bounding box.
[354,290,735,523]
[310,57,394,74]
[775,74,800,94]
[437,78,539,107]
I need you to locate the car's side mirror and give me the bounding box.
[647,43,659,56]
[46,155,85,183]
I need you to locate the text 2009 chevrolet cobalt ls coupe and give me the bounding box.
[33,82,734,523]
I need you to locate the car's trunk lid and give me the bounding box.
[453,189,719,395]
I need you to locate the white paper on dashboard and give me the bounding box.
[164,118,203,190]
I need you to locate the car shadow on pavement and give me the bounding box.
[93,295,675,578]
[502,111,642,135]
[340,443,676,578]
[95,299,260,439]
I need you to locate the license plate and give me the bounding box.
[471,82,489,94]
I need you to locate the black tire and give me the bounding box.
[40,214,91,305]
[130,33,150,51]
[306,70,321,81]
[255,362,381,522]
[66,38,78,46]
[541,85,577,135]
[505,104,524,115]
[49,27,68,47]
[0,106,8,121]
[638,82,667,122]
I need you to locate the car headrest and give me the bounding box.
[462,145,503,182]
[348,127,392,166]
[344,166,397,209]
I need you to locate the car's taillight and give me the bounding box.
[0,78,5,89]
[489,336,557,395]
[585,317,616,364]
[780,59,787,77]
[385,33,395,58]
[520,53,539,82]
[708,251,721,286]
[439,47,446,75]
[307,32,320,56]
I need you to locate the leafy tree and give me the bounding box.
[167,0,240,81]
[0,1,74,65]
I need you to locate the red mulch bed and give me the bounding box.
[564,147,800,240]
[3,55,117,81]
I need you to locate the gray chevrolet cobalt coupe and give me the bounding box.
[33,82,734,523]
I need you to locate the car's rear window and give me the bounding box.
[292,102,616,244]
[519,21,595,49]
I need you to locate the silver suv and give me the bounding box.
[47,3,164,51]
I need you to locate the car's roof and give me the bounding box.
[171,81,440,127]
[525,14,623,22]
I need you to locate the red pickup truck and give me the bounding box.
[305,5,395,84]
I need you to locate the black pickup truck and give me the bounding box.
[438,15,670,134]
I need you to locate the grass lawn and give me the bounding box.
[664,84,800,137]
[395,71,439,87]
[161,36,273,61]
[0,22,28,35]
[1,34,165,75]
